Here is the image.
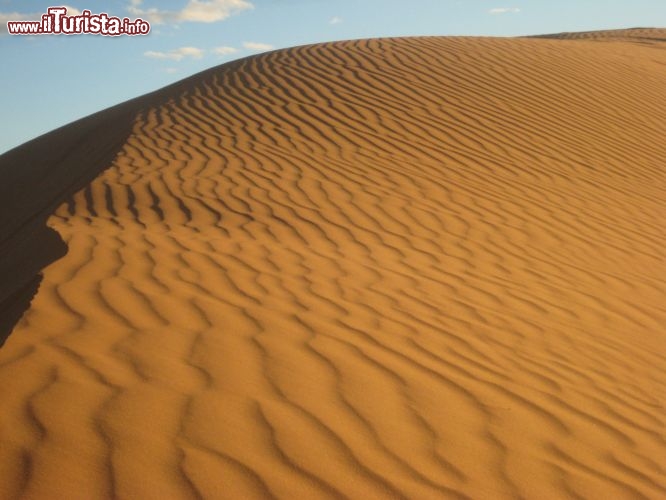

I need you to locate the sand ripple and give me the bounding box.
[0,30,665,499]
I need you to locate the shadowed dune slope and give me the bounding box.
[0,30,665,499]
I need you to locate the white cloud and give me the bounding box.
[63,5,81,16]
[144,46,204,61]
[0,12,26,35]
[143,50,176,60]
[128,0,253,25]
[177,46,205,58]
[329,16,342,25]
[243,41,274,52]
[212,45,238,56]
[488,7,521,14]
[165,67,179,74]
[0,5,80,35]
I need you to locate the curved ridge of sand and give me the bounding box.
[531,27,666,42]
[0,30,665,499]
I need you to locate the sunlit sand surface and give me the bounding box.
[0,29,665,499]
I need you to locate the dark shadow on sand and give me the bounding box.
[0,275,44,347]
[0,66,238,346]
[0,99,141,347]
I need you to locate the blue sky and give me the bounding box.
[1,0,664,154]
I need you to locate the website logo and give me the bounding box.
[6,6,150,36]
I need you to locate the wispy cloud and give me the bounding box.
[145,43,272,62]
[243,41,274,52]
[67,6,82,15]
[144,46,204,61]
[329,16,342,25]
[128,0,253,25]
[0,12,28,35]
[0,5,80,35]
[488,7,521,15]
[212,45,238,56]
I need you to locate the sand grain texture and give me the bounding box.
[1,30,665,499]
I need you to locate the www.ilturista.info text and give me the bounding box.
[6,7,150,36]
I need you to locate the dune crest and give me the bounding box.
[0,30,665,499]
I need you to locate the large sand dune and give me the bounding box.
[0,30,665,499]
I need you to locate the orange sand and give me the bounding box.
[0,29,665,499]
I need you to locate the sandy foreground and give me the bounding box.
[0,29,665,499]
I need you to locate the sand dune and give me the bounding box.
[0,29,665,499]
[530,27,666,42]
